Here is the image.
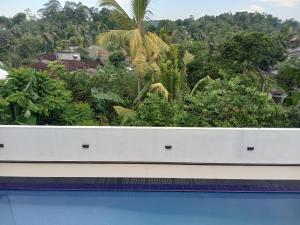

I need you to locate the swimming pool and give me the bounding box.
[1,190,300,225]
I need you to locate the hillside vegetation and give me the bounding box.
[0,0,300,127]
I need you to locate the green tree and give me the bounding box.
[220,32,286,91]
[0,68,95,125]
[126,93,187,127]
[288,105,300,128]
[156,45,194,100]
[59,103,96,126]
[185,78,289,128]
[97,0,169,97]
[179,41,220,88]
[15,34,43,60]
[109,50,126,66]
[0,30,14,61]
[42,32,57,52]
[0,68,70,124]
[12,13,27,25]
[278,57,300,89]
[38,0,62,19]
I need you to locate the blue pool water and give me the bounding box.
[0,190,300,225]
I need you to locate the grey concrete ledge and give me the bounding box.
[0,126,300,165]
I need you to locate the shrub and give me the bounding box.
[59,103,97,126]
[185,78,289,128]
[278,57,300,89]
[126,93,187,127]
[0,68,96,125]
[109,51,126,66]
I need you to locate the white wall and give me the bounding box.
[0,126,300,165]
[56,52,81,61]
[0,68,8,80]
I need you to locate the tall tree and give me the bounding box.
[0,30,14,61]
[156,45,194,100]
[220,32,286,91]
[185,78,289,128]
[279,57,300,89]
[96,0,169,97]
[38,0,62,19]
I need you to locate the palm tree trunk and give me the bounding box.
[256,66,266,92]
[137,76,141,103]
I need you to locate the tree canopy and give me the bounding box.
[0,0,300,127]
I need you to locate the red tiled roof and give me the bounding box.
[59,60,101,71]
[30,61,49,70]
[270,89,285,95]
[30,59,102,71]
[38,53,57,61]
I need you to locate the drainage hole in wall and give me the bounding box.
[165,145,173,150]
[82,144,90,149]
[247,147,255,151]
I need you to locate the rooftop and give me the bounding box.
[0,68,8,79]
[31,53,102,71]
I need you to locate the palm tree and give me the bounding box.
[42,32,57,52]
[155,45,194,101]
[79,24,91,48]
[96,0,169,97]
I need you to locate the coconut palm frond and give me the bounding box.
[181,50,195,88]
[113,106,137,125]
[131,0,153,25]
[127,29,146,59]
[97,0,170,99]
[133,61,161,84]
[42,33,53,43]
[128,29,148,75]
[146,62,161,75]
[144,32,170,60]
[190,76,214,96]
[96,30,130,48]
[183,51,195,66]
[111,11,134,29]
[150,83,169,99]
[99,0,133,29]
[132,56,147,76]
[92,88,125,104]
[133,81,152,105]
[113,106,137,117]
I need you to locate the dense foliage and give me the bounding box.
[127,93,187,127]
[0,68,95,125]
[279,57,300,89]
[185,78,289,128]
[1,0,300,127]
[0,0,116,67]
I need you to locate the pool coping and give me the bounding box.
[1,178,300,193]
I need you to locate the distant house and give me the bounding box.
[87,46,113,64]
[54,45,81,61]
[287,47,300,58]
[0,24,6,31]
[0,68,8,80]
[31,53,101,72]
[65,45,80,52]
[56,51,81,61]
[87,45,102,60]
[290,36,300,49]
[269,88,288,104]
[270,65,279,76]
